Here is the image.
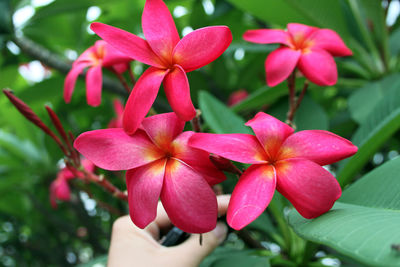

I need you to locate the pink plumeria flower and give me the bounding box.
[107,99,124,128]
[64,40,132,106]
[189,112,357,230]
[50,159,95,208]
[243,23,352,87]
[74,113,226,233]
[90,0,232,134]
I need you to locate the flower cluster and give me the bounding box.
[190,112,357,229]
[68,0,356,233]
[243,23,352,86]
[75,113,226,233]
[64,40,132,106]
[91,0,232,134]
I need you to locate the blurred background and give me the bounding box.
[0,0,399,266]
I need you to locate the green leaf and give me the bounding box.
[201,247,270,267]
[338,78,400,186]
[0,190,31,219]
[232,85,286,113]
[0,130,43,163]
[225,0,349,40]
[268,96,328,131]
[232,79,306,113]
[339,157,400,209]
[29,0,108,22]
[348,74,400,124]
[199,90,251,134]
[289,157,400,267]
[389,28,400,56]
[77,255,107,267]
[0,0,12,34]
[356,0,389,66]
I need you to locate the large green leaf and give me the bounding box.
[390,28,400,57]
[289,157,400,266]
[232,78,307,113]
[0,0,12,34]
[348,74,400,124]
[232,85,286,113]
[338,78,400,186]
[201,247,270,267]
[268,96,328,131]
[29,0,108,22]
[199,90,251,134]
[225,0,349,39]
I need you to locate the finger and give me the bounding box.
[144,202,171,239]
[154,201,173,229]
[217,194,231,216]
[169,222,228,266]
[150,194,231,238]
[110,216,160,248]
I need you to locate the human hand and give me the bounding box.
[108,194,231,267]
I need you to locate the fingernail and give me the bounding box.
[211,222,228,243]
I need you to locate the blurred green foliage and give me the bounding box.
[0,0,399,266]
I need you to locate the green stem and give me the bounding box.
[347,0,384,73]
[268,198,291,252]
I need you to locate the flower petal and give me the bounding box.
[108,99,124,128]
[245,112,294,159]
[298,49,337,86]
[74,128,164,171]
[102,49,132,67]
[279,130,357,165]
[265,47,301,87]
[189,133,268,164]
[172,26,232,72]
[172,131,226,186]
[275,158,341,219]
[163,65,196,121]
[90,22,165,68]
[227,164,276,230]
[52,177,71,201]
[81,158,96,173]
[92,40,131,66]
[243,29,291,46]
[85,65,103,106]
[50,177,71,208]
[126,159,167,228]
[123,67,168,135]
[161,159,217,233]
[113,99,124,117]
[142,0,179,62]
[74,46,97,65]
[64,62,88,103]
[287,23,318,39]
[310,29,352,56]
[141,112,185,150]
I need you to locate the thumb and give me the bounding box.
[171,222,228,266]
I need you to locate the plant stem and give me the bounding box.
[128,64,136,85]
[286,81,309,125]
[236,229,264,249]
[111,67,131,93]
[190,109,202,132]
[11,35,128,96]
[268,198,292,252]
[81,169,128,202]
[74,182,123,216]
[3,89,68,155]
[287,72,296,113]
